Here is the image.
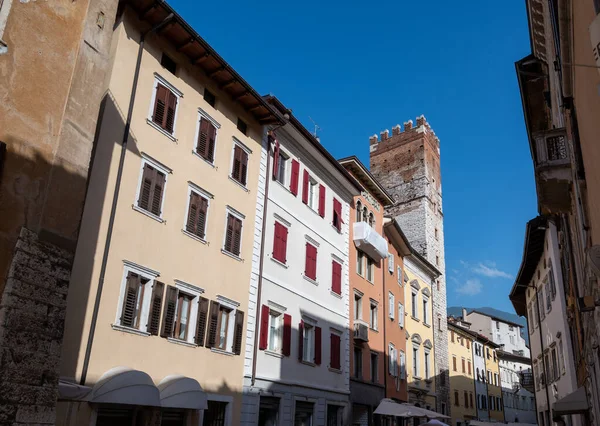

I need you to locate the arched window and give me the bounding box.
[356,200,362,222]
[368,212,375,227]
[362,206,368,223]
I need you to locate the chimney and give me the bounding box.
[404,120,413,131]
[369,134,378,145]
[462,308,468,320]
[416,114,426,127]
[392,124,401,136]
[380,129,389,141]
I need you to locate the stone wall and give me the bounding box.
[370,117,450,415]
[0,228,72,425]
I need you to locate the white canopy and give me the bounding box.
[353,222,388,261]
[158,375,208,410]
[552,386,589,415]
[374,399,450,419]
[90,367,161,406]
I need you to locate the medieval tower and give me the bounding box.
[369,116,450,414]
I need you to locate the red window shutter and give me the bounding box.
[273,222,287,263]
[315,326,322,365]
[333,198,342,231]
[332,261,342,295]
[259,305,269,350]
[302,170,309,204]
[305,243,317,280]
[318,185,326,217]
[298,320,304,361]
[281,225,288,263]
[290,160,300,195]
[272,139,280,180]
[330,334,340,369]
[282,313,291,356]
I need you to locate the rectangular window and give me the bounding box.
[330,333,341,370]
[462,358,466,373]
[196,115,218,163]
[272,222,289,264]
[366,257,374,282]
[466,339,470,349]
[423,297,429,325]
[468,360,472,375]
[388,292,395,320]
[308,178,318,210]
[411,291,418,318]
[326,405,342,426]
[357,250,364,276]
[302,323,315,363]
[204,401,228,426]
[454,391,459,406]
[119,272,150,330]
[413,346,419,377]
[331,260,342,295]
[548,263,557,300]
[369,302,378,330]
[558,339,565,374]
[453,356,457,372]
[397,266,402,284]
[231,144,249,186]
[237,117,247,135]
[185,190,209,239]
[354,293,362,320]
[332,198,342,231]
[354,346,362,379]
[173,292,193,341]
[398,302,405,328]
[399,351,406,379]
[216,305,232,350]
[545,280,552,312]
[389,345,397,377]
[160,53,177,75]
[424,350,430,379]
[370,352,378,383]
[151,82,178,134]
[388,253,394,273]
[224,213,243,256]
[294,402,314,426]
[464,391,468,408]
[268,311,282,352]
[203,88,216,107]
[470,393,474,408]
[304,242,318,280]
[137,161,167,218]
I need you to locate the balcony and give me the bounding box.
[354,321,369,342]
[518,370,535,393]
[353,222,388,261]
[533,128,572,214]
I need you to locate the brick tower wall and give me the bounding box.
[369,118,450,415]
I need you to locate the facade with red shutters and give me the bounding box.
[241,97,361,426]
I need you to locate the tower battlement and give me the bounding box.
[369,115,440,152]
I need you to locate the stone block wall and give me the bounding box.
[0,228,72,425]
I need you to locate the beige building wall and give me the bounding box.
[448,326,476,426]
[60,10,268,425]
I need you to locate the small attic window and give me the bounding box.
[160,53,177,75]
[237,118,248,135]
[204,88,216,108]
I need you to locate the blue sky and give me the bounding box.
[170,0,538,313]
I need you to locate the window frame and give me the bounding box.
[389,343,397,377]
[222,207,245,258]
[302,322,316,363]
[353,346,362,379]
[183,183,212,242]
[229,138,251,188]
[388,292,395,320]
[268,309,283,353]
[354,292,363,321]
[424,348,430,379]
[370,351,378,383]
[369,300,378,331]
[134,154,171,221]
[308,177,319,210]
[274,149,289,186]
[411,290,418,319]
[366,256,374,283]
[412,345,420,378]
[193,108,220,165]
[357,250,365,277]
[173,290,194,342]
[146,73,183,140]
[422,294,429,325]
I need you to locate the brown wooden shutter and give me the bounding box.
[272,140,280,180]
[302,170,309,204]
[197,118,210,159]
[259,304,270,350]
[314,326,322,365]
[147,281,164,335]
[298,320,304,361]
[152,84,168,128]
[186,193,199,233]
[197,197,208,239]
[195,297,209,346]
[160,286,178,338]
[121,272,141,328]
[318,184,326,217]
[290,160,300,195]
[240,150,248,186]
[232,146,242,181]
[206,301,220,348]
[207,123,216,162]
[224,214,234,253]
[232,217,242,256]
[138,164,154,210]
[333,198,342,230]
[282,313,291,356]
[165,91,177,133]
[150,170,165,217]
[233,310,244,355]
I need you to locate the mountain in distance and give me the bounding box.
[447,306,530,346]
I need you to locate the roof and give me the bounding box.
[467,309,524,329]
[383,218,412,258]
[447,321,500,348]
[263,95,362,192]
[509,216,547,316]
[122,0,282,125]
[338,156,395,206]
[496,350,532,365]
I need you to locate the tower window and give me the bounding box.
[435,228,438,240]
[436,256,439,266]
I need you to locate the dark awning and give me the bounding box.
[553,386,589,415]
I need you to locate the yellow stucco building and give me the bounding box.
[448,323,476,426]
[484,342,504,422]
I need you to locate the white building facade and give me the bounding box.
[472,340,490,421]
[498,352,537,424]
[464,310,530,357]
[240,97,360,426]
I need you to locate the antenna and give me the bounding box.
[308,116,321,139]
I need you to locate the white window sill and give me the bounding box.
[111,324,151,337]
[167,337,197,348]
[370,327,379,333]
[302,274,318,286]
[146,119,177,141]
[330,290,342,299]
[132,205,164,223]
[300,360,316,367]
[270,256,288,268]
[221,249,243,262]
[211,347,234,356]
[331,224,342,234]
[274,179,293,195]
[182,229,208,245]
[192,150,216,168]
[304,203,320,217]
[328,367,342,374]
[228,176,250,192]
[265,350,284,359]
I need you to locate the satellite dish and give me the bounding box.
[587,245,600,277]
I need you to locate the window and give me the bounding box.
[368,212,374,227]
[302,322,316,363]
[160,53,177,75]
[388,253,394,273]
[355,200,362,222]
[326,405,342,426]
[259,397,279,426]
[545,280,552,312]
[354,293,362,320]
[366,257,374,282]
[436,255,439,266]
[464,391,468,407]
[268,311,282,352]
[468,360,472,375]
[397,266,402,284]
[357,250,364,276]
[136,159,168,218]
[527,303,534,331]
[398,302,405,328]
[453,356,457,371]
[204,401,228,426]
[117,271,153,331]
[369,301,378,330]
[331,260,342,295]
[494,372,498,386]
[173,292,193,341]
[537,290,545,321]
[412,346,419,377]
[466,340,470,349]
[389,344,397,377]
[469,393,474,409]
[203,88,216,107]
[486,347,490,359]
[548,262,557,300]
[304,242,318,281]
[330,333,341,370]
[216,305,232,350]
[422,296,429,325]
[362,206,368,222]
[272,222,289,264]
[496,321,500,330]
[399,351,406,379]
[558,339,565,374]
[205,299,244,354]
[411,291,418,318]
[230,143,249,186]
[294,401,314,426]
[497,397,502,411]
[461,358,466,373]
[274,149,288,185]
[259,305,290,355]
[370,352,378,382]
[451,330,455,342]
[332,198,342,231]
[237,117,248,135]
[185,187,209,239]
[308,178,319,210]
[388,292,395,320]
[149,78,180,135]
[195,113,218,163]
[424,349,430,379]
[454,391,460,406]
[353,346,362,379]
[223,212,243,256]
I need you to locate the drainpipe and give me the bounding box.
[80,13,173,385]
[383,253,388,398]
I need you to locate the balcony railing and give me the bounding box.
[353,222,388,261]
[354,321,369,342]
[518,370,534,393]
